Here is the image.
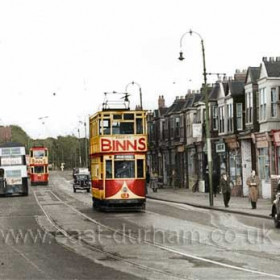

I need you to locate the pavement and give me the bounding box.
[146,186,273,219]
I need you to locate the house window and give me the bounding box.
[258,147,269,181]
[227,103,233,133]
[218,106,225,133]
[212,106,218,130]
[186,114,191,137]
[246,91,253,123]
[236,103,243,130]
[175,117,180,137]
[271,88,277,118]
[277,147,280,175]
[259,88,266,121]
[196,109,201,123]
[161,120,165,140]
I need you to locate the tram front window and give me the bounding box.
[115,161,135,178]
[34,166,44,174]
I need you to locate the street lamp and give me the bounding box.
[178,29,213,206]
[125,81,143,110]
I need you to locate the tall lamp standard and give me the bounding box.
[79,120,88,168]
[125,81,143,110]
[77,128,82,167]
[178,29,213,206]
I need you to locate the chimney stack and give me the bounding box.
[234,69,246,82]
[262,57,268,62]
[269,57,275,62]
[158,95,165,109]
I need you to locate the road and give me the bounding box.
[1,171,280,280]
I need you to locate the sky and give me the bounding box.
[0,0,280,139]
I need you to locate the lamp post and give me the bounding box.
[77,128,82,167]
[178,29,213,206]
[79,120,88,168]
[125,81,143,110]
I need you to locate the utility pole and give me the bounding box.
[84,121,88,168]
[78,129,82,167]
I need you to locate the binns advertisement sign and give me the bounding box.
[100,136,147,153]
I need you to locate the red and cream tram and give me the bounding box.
[29,146,49,185]
[89,98,147,210]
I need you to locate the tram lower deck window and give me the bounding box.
[115,161,135,178]
[34,166,44,173]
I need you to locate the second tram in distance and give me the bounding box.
[29,146,49,185]
[89,105,147,210]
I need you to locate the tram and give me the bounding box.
[29,146,49,185]
[89,93,147,210]
[0,142,28,196]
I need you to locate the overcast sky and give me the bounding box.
[0,0,279,139]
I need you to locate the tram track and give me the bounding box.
[33,188,191,280]
[33,187,280,280]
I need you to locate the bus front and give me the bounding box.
[0,143,28,196]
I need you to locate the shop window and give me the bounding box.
[258,147,269,181]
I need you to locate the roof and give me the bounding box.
[264,60,280,77]
[209,83,220,101]
[166,98,186,114]
[228,81,244,97]
[0,142,24,148]
[183,93,202,109]
[249,67,260,82]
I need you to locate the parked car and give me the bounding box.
[271,180,280,228]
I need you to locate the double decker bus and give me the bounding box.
[89,95,147,210]
[0,142,28,196]
[29,146,49,185]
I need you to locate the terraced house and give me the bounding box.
[147,57,280,199]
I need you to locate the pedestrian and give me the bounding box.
[220,172,231,208]
[145,166,150,194]
[246,170,260,209]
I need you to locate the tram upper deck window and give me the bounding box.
[112,121,134,134]
[113,114,122,120]
[136,118,143,134]
[100,119,111,135]
[33,150,45,158]
[124,113,134,120]
[115,160,135,178]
